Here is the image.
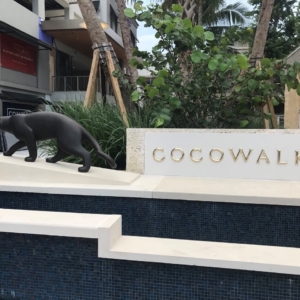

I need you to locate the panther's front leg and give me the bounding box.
[3,140,26,156]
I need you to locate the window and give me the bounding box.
[131,32,136,47]
[55,50,72,77]
[110,7,118,34]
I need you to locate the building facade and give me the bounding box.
[0,0,138,151]
[0,0,137,111]
[41,0,138,104]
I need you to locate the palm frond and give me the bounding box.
[202,0,226,19]
[205,2,248,26]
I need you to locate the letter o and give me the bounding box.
[171,148,184,162]
[152,148,165,162]
[190,148,203,162]
[209,148,224,162]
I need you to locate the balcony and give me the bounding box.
[53,76,100,92]
[50,76,103,103]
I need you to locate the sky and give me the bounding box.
[136,0,252,52]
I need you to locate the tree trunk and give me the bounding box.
[77,0,108,46]
[117,0,139,85]
[77,0,134,112]
[197,0,204,25]
[250,0,275,129]
[250,0,274,62]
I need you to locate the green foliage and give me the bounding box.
[131,90,140,101]
[39,102,151,169]
[171,4,182,13]
[248,0,300,59]
[204,31,215,41]
[128,3,300,129]
[124,8,135,18]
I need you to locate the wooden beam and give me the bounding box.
[262,105,270,129]
[84,50,99,108]
[105,50,129,127]
[267,96,278,129]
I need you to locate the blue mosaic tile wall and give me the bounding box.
[1,232,300,300]
[1,191,300,248]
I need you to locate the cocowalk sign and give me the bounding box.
[144,131,300,181]
[0,34,37,75]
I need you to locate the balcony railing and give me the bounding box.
[53,76,101,92]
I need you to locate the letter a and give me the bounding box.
[256,150,270,164]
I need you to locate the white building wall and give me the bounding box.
[0,0,39,38]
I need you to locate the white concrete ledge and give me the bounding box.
[102,236,300,275]
[0,209,120,238]
[1,209,300,275]
[0,156,140,186]
[1,155,300,206]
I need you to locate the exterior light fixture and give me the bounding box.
[79,21,109,29]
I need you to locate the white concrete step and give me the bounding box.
[1,208,300,276]
[0,209,118,238]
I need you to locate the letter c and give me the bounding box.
[153,148,165,162]
[190,148,203,162]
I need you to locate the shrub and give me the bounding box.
[124,3,300,129]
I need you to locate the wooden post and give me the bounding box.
[84,50,99,108]
[105,50,129,127]
[262,105,270,129]
[284,78,300,129]
[267,96,278,129]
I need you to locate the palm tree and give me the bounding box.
[77,0,135,113]
[203,2,248,27]
[117,0,139,84]
[77,0,109,55]
[162,0,248,27]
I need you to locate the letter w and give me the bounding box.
[229,148,252,162]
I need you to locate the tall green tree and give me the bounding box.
[162,0,248,27]
[117,0,139,84]
[125,4,300,129]
[248,0,300,59]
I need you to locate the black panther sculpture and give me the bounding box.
[0,112,117,172]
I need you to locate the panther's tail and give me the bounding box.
[81,127,117,169]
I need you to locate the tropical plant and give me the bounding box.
[39,102,151,169]
[204,2,248,26]
[160,0,248,27]
[125,3,300,129]
[248,0,300,59]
